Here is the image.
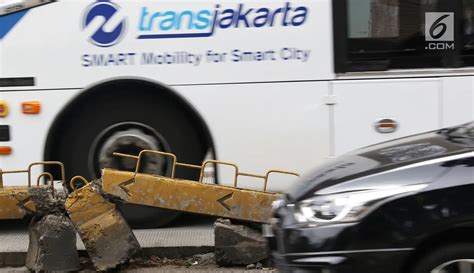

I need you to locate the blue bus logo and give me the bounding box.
[83,0,126,47]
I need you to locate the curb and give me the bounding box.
[0,246,215,267]
[0,253,26,267]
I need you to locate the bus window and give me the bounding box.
[462,0,474,65]
[334,0,464,72]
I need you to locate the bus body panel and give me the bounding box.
[0,0,334,189]
[0,90,78,185]
[332,77,474,155]
[1,81,330,190]
[0,0,334,89]
[1,0,474,191]
[441,76,474,127]
[332,78,442,155]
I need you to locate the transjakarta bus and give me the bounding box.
[1,0,474,224]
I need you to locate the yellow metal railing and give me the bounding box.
[113,150,299,192]
[0,161,65,188]
[69,176,90,191]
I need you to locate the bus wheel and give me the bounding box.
[46,80,212,228]
[88,122,171,177]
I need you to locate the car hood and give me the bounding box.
[287,125,474,202]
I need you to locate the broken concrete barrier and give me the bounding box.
[27,187,58,216]
[214,218,269,266]
[25,213,80,272]
[66,182,141,271]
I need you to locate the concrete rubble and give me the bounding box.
[25,214,80,272]
[9,179,273,271]
[65,181,141,271]
[18,179,141,272]
[214,219,269,266]
[25,187,80,272]
[26,187,60,216]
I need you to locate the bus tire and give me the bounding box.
[46,80,212,228]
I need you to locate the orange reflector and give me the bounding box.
[22,101,41,114]
[379,123,397,128]
[0,147,12,155]
[375,118,399,133]
[0,101,9,117]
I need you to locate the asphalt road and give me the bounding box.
[127,267,275,272]
[0,266,275,273]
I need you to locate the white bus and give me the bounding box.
[1,0,473,194]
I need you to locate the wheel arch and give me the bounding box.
[402,225,474,273]
[44,77,217,175]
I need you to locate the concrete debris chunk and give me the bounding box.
[214,218,269,266]
[25,214,80,272]
[27,187,64,216]
[66,182,141,271]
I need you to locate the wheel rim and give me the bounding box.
[88,122,171,178]
[431,259,474,273]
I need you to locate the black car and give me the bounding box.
[269,122,474,273]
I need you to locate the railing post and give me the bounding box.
[0,169,3,188]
